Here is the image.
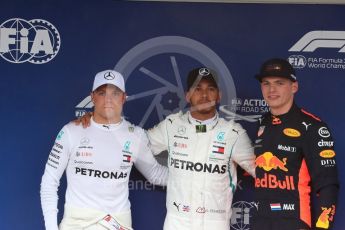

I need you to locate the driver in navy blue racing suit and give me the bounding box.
[252,58,339,230]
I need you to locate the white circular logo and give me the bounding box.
[0,18,61,64]
[318,127,330,138]
[104,71,115,80]
[178,126,186,135]
[198,67,210,76]
[80,137,90,145]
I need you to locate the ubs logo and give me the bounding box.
[0,18,61,64]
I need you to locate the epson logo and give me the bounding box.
[289,31,345,53]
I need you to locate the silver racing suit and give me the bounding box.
[40,118,168,230]
[147,111,255,230]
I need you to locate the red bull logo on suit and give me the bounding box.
[255,152,295,190]
[255,152,288,172]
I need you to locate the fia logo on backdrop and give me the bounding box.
[0,18,61,64]
[288,30,345,70]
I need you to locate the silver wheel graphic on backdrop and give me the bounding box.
[114,36,236,127]
[75,36,237,125]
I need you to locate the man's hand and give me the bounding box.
[73,112,92,128]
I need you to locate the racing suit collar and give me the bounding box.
[91,116,123,131]
[269,103,299,125]
[187,111,219,131]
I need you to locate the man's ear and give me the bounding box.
[217,90,222,104]
[292,81,299,94]
[90,92,94,103]
[122,93,127,104]
[185,91,191,103]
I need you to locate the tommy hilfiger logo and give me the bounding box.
[212,145,224,154]
[123,154,131,163]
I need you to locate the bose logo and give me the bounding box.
[289,31,345,53]
[318,127,330,138]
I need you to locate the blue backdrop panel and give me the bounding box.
[0,1,344,229]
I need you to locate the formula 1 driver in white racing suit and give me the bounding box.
[40,70,168,230]
[147,67,255,230]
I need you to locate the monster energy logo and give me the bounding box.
[196,125,206,133]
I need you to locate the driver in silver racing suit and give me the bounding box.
[147,67,255,230]
[40,70,168,230]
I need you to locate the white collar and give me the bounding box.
[91,117,123,131]
[187,111,218,125]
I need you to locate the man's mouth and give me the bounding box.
[267,95,279,100]
[190,101,216,112]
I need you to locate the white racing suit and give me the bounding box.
[147,111,255,230]
[40,118,168,230]
[59,206,132,230]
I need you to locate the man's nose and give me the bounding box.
[105,94,113,101]
[269,85,276,92]
[201,89,208,97]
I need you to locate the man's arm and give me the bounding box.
[315,185,338,229]
[146,119,169,156]
[134,130,168,186]
[40,126,71,230]
[230,122,256,177]
[304,123,339,229]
